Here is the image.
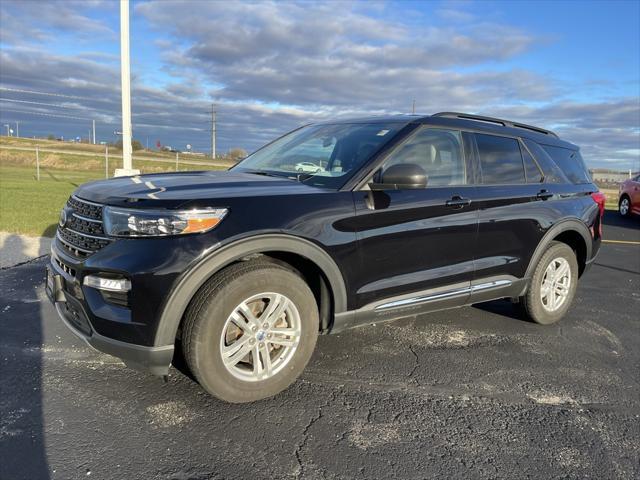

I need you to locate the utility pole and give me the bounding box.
[15,121,19,138]
[211,103,216,159]
[115,0,139,176]
[412,100,416,115]
[4,124,10,136]
[92,119,96,144]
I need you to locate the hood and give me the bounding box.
[74,170,323,208]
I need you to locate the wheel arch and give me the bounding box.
[524,219,592,283]
[153,234,348,346]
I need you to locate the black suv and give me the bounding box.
[47,112,605,402]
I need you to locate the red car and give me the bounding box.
[619,174,640,217]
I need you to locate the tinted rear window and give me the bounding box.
[540,144,591,184]
[476,133,525,184]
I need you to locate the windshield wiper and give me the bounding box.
[244,170,284,178]
[244,170,314,183]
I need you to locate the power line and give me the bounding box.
[0,86,114,103]
[0,108,92,121]
[0,97,109,112]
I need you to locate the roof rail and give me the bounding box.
[432,112,559,138]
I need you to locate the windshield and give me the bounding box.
[232,122,403,189]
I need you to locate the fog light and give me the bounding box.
[83,275,131,292]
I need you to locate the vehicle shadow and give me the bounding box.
[42,223,57,239]
[603,209,639,229]
[0,233,50,479]
[471,299,531,322]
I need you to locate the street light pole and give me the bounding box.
[211,103,216,159]
[115,0,139,177]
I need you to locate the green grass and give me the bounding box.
[0,162,226,237]
[0,166,103,237]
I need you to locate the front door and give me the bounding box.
[351,126,478,315]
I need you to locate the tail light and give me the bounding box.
[590,192,606,217]
[590,191,606,237]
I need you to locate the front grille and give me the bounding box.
[54,257,76,277]
[56,195,112,259]
[67,195,103,220]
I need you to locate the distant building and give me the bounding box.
[590,169,639,184]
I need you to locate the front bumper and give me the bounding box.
[46,258,174,376]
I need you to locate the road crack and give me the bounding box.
[0,254,48,271]
[408,344,420,383]
[293,394,333,479]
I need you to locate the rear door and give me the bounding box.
[471,132,551,284]
[351,126,478,311]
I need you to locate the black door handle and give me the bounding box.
[446,196,471,208]
[537,189,553,200]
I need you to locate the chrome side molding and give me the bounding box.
[374,279,512,312]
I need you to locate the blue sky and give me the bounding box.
[1,0,638,170]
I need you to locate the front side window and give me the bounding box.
[476,133,525,184]
[381,128,467,186]
[232,122,402,189]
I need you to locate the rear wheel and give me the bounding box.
[521,241,578,325]
[619,195,631,217]
[181,260,319,403]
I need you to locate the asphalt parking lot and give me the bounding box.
[1,211,639,480]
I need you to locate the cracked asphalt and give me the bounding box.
[1,211,639,479]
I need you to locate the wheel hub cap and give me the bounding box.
[540,257,571,312]
[220,292,301,382]
[620,199,629,215]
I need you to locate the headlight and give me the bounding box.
[103,206,228,237]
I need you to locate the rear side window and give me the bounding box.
[475,133,525,184]
[540,144,591,184]
[521,138,567,184]
[521,144,544,183]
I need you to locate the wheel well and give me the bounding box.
[619,193,630,202]
[259,252,334,332]
[176,251,335,335]
[553,230,587,277]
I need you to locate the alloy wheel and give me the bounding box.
[620,198,630,216]
[220,292,301,382]
[540,257,571,312]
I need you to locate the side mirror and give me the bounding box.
[371,163,427,190]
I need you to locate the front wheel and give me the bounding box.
[619,196,631,217]
[181,260,319,403]
[521,241,578,325]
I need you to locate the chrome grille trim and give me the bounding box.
[57,195,112,259]
[72,212,103,223]
[56,231,93,254]
[64,227,110,241]
[71,194,103,207]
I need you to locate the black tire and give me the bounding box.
[619,195,631,217]
[181,260,319,403]
[521,241,578,325]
